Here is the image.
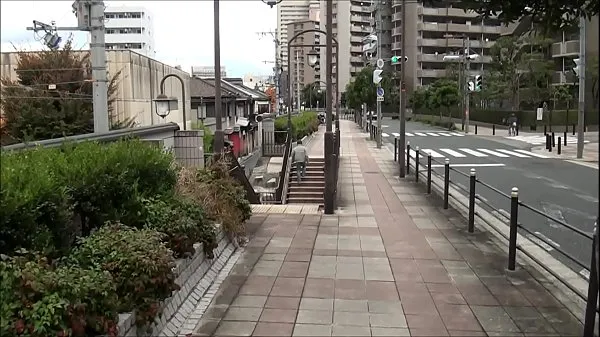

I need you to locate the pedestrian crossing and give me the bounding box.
[407,147,550,159]
[507,135,590,145]
[382,131,464,138]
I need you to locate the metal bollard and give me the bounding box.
[572,124,576,135]
[508,187,519,271]
[468,168,476,233]
[563,131,567,146]
[406,143,411,175]
[558,137,562,155]
[552,132,555,147]
[475,124,478,135]
[544,125,547,135]
[443,158,450,209]
[415,147,420,182]
[516,125,519,136]
[394,138,398,161]
[427,155,432,194]
[492,124,495,135]
[547,134,552,152]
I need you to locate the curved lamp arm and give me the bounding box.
[159,74,187,130]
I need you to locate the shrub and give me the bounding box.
[68,224,179,327]
[0,148,75,256]
[138,196,218,259]
[0,252,119,337]
[275,111,319,141]
[56,139,178,235]
[176,160,251,240]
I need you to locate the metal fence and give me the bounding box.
[391,141,598,336]
[262,130,287,157]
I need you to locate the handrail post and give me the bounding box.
[427,154,432,194]
[443,158,450,209]
[468,168,476,233]
[558,137,562,155]
[564,131,567,146]
[583,224,598,337]
[415,147,420,182]
[406,143,411,175]
[492,124,495,135]
[394,138,398,161]
[508,187,519,271]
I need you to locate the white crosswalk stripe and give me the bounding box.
[401,147,554,160]
[508,135,590,145]
[382,132,390,137]
[382,131,466,138]
[439,149,466,157]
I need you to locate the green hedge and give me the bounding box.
[0,139,177,256]
[274,111,319,142]
[414,108,599,127]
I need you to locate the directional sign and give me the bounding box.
[377,87,385,97]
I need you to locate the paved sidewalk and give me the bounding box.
[531,142,599,169]
[192,120,584,336]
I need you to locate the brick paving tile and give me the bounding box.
[193,120,585,337]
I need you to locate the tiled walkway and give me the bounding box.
[192,120,584,336]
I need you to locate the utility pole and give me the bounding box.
[464,36,471,134]
[376,0,383,149]
[398,0,407,177]
[257,30,281,114]
[213,0,224,153]
[576,16,586,159]
[296,49,301,112]
[29,0,110,134]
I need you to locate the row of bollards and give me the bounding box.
[546,131,568,154]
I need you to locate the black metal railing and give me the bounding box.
[275,132,293,202]
[393,143,598,335]
[262,130,288,157]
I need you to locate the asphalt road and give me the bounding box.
[377,118,598,278]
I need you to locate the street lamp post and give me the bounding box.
[154,74,187,129]
[213,0,225,153]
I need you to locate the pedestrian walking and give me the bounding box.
[508,113,518,136]
[291,140,309,183]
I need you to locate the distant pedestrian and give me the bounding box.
[508,113,518,136]
[291,140,309,183]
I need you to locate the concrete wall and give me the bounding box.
[0,50,192,130]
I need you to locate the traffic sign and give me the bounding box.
[377,96,384,102]
[376,58,384,69]
[377,87,385,97]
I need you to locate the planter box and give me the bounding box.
[117,224,232,336]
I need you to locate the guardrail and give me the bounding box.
[392,142,598,335]
[262,130,288,157]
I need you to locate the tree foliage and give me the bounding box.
[301,83,326,108]
[454,0,598,34]
[408,78,460,121]
[0,38,134,145]
[344,66,398,112]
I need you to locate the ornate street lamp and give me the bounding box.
[261,0,282,8]
[307,48,319,68]
[154,93,178,119]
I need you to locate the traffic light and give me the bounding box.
[475,75,482,91]
[390,55,408,65]
[468,81,475,92]
[573,58,581,76]
[373,69,383,84]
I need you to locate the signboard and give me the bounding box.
[376,87,385,97]
[377,96,384,102]
[536,108,543,121]
[376,59,384,69]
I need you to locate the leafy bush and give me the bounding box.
[68,224,179,327]
[191,121,214,153]
[0,252,119,337]
[176,160,251,240]
[275,111,319,141]
[0,148,75,256]
[138,196,218,259]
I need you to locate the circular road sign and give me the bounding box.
[376,87,384,97]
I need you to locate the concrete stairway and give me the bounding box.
[287,158,325,204]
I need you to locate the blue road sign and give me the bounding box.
[377,87,384,97]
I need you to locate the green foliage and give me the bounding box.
[456,0,598,34]
[138,196,217,259]
[68,224,179,327]
[0,38,134,146]
[191,121,214,153]
[301,84,326,108]
[0,139,177,256]
[344,66,399,113]
[0,252,119,337]
[408,79,459,124]
[274,111,318,141]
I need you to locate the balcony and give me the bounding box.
[418,7,478,18]
[552,71,577,84]
[392,42,402,50]
[350,45,363,53]
[392,27,402,36]
[350,56,364,64]
[350,15,371,24]
[350,5,372,13]
[418,54,446,62]
[393,12,402,21]
[417,69,447,78]
[551,40,580,57]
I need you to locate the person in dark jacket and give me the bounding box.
[507,113,518,136]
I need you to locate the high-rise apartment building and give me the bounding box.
[277,0,315,71]
[287,20,321,104]
[104,6,155,58]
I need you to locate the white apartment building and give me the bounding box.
[104,6,155,58]
[277,0,320,71]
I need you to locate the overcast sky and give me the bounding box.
[0,0,277,77]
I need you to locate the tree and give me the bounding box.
[408,87,430,112]
[300,83,325,109]
[428,79,460,122]
[265,86,276,113]
[455,0,598,34]
[0,38,133,145]
[345,66,397,112]
[552,84,576,124]
[588,56,599,109]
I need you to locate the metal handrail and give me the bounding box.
[275,133,293,202]
[391,140,599,329]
